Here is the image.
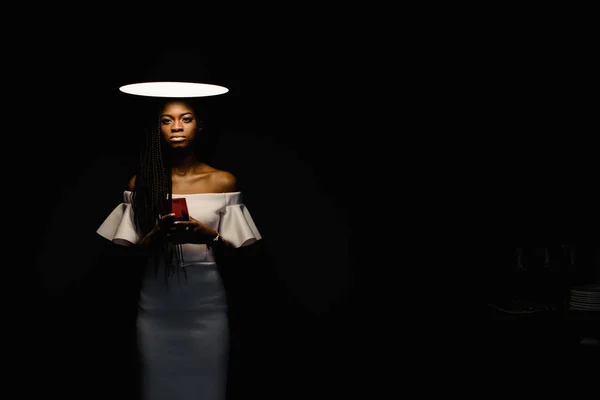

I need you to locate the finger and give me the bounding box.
[173,222,191,231]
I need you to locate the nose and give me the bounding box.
[171,120,184,132]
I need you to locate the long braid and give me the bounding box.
[132,105,186,286]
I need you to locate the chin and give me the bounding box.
[169,145,193,153]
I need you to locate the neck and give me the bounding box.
[169,149,199,175]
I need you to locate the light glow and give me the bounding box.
[119,81,229,98]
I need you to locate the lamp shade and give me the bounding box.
[119,81,229,97]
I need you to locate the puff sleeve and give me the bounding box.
[218,203,262,248]
[96,192,140,246]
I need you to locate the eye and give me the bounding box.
[161,118,172,125]
[182,117,193,123]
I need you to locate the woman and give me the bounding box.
[96,95,262,400]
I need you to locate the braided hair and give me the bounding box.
[130,98,212,284]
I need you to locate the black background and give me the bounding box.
[13,3,387,399]
[11,3,600,398]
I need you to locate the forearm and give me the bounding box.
[130,227,166,259]
[137,226,163,248]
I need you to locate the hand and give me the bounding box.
[138,213,179,247]
[167,211,218,245]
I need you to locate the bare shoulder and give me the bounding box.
[127,175,136,191]
[210,169,238,192]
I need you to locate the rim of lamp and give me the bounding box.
[119,81,229,98]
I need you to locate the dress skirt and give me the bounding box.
[136,261,229,400]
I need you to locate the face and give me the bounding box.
[159,100,203,149]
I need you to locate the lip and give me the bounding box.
[170,136,186,142]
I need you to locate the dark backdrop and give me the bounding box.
[10,5,387,399]
[14,4,600,398]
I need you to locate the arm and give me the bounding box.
[125,173,169,252]
[127,175,136,191]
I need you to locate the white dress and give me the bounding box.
[96,191,262,400]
